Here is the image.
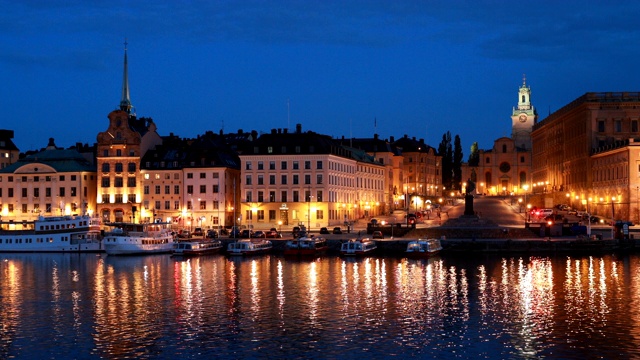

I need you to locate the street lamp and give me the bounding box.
[582,198,592,237]
[526,204,531,223]
[611,196,617,239]
[518,198,523,213]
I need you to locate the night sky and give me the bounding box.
[3,1,640,157]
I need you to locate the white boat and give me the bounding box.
[340,237,377,256]
[0,215,102,252]
[405,238,442,258]
[103,222,174,255]
[284,235,328,256]
[173,239,223,256]
[227,238,272,256]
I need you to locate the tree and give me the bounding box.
[438,132,453,190]
[453,135,463,190]
[468,142,479,166]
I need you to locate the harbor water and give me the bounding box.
[1,252,639,359]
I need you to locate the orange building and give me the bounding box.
[532,92,640,222]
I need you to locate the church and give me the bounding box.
[461,77,536,197]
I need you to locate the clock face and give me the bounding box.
[518,114,527,123]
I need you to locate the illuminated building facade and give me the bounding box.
[95,45,163,223]
[239,125,385,230]
[0,138,97,221]
[392,135,442,211]
[532,92,640,221]
[461,78,535,197]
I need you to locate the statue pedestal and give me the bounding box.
[464,194,475,216]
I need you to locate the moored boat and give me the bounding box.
[172,239,223,256]
[340,237,377,256]
[405,238,442,258]
[284,234,328,256]
[227,238,272,256]
[103,221,174,255]
[0,215,103,252]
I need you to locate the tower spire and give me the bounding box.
[119,39,133,114]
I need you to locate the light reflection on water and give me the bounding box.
[0,253,639,359]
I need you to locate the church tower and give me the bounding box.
[511,75,537,150]
[119,40,134,114]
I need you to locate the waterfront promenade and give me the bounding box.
[228,195,640,253]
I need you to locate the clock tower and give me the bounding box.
[511,75,537,150]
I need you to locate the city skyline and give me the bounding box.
[3,1,640,153]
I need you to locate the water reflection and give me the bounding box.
[0,253,639,358]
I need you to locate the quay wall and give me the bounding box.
[219,238,640,255]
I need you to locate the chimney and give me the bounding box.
[296,123,302,133]
[390,136,395,142]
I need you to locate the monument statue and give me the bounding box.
[464,178,476,216]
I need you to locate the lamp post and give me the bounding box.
[611,197,616,240]
[526,204,531,223]
[518,198,523,213]
[582,198,592,237]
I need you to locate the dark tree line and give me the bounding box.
[437,131,464,191]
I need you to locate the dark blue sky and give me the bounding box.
[3,1,640,155]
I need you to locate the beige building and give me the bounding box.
[462,78,535,197]
[0,139,97,221]
[239,126,385,231]
[532,92,640,222]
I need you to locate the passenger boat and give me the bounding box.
[284,234,328,256]
[340,237,377,256]
[227,238,272,256]
[0,215,102,252]
[172,239,223,256]
[405,238,442,258]
[103,221,174,255]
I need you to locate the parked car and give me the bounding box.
[372,231,383,239]
[206,229,219,238]
[193,227,204,237]
[229,227,242,238]
[567,209,578,215]
[266,229,282,238]
[333,227,342,234]
[177,229,191,239]
[253,230,266,238]
[240,229,255,238]
[319,227,330,234]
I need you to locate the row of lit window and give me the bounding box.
[245,190,323,203]
[0,238,57,243]
[0,186,80,198]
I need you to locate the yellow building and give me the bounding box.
[0,139,97,221]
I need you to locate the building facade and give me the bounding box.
[531,92,640,221]
[0,139,97,222]
[392,135,442,212]
[239,125,385,231]
[462,78,536,197]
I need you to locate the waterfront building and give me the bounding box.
[392,135,442,211]
[461,77,535,197]
[343,134,404,212]
[0,130,19,170]
[0,138,97,221]
[238,124,385,230]
[141,131,240,230]
[532,91,640,221]
[95,45,163,223]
